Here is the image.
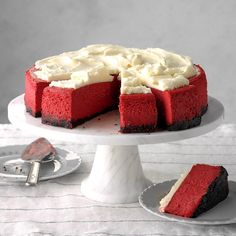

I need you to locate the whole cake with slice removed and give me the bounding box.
[159,164,229,218]
[24,44,208,133]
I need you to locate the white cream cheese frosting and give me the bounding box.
[120,70,151,94]
[33,44,197,93]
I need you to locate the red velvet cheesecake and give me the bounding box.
[24,45,208,133]
[159,164,229,218]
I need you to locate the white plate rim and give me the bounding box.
[139,180,236,225]
[0,144,82,181]
[8,95,224,145]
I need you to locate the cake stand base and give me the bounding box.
[81,145,151,203]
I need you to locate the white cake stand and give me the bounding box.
[8,95,224,203]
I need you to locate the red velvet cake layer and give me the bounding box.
[151,85,198,127]
[164,164,222,217]
[41,80,120,128]
[24,64,207,132]
[189,65,208,114]
[24,66,49,117]
[151,65,207,128]
[119,93,157,133]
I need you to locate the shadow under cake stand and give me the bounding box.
[8,95,224,203]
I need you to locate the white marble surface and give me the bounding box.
[0,124,236,235]
[0,0,236,124]
[8,95,224,145]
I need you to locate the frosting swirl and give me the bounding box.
[34,44,197,93]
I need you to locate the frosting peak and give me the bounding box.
[33,44,197,93]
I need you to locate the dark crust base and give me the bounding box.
[41,106,118,129]
[201,104,208,116]
[41,105,208,131]
[120,124,156,133]
[167,105,208,131]
[191,166,229,218]
[26,107,41,118]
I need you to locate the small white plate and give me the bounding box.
[0,145,81,182]
[139,180,236,225]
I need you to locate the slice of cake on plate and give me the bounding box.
[159,164,229,218]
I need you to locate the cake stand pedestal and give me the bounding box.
[8,95,224,203]
[81,145,151,203]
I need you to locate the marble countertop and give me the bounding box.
[0,124,236,235]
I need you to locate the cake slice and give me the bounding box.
[151,85,200,130]
[119,93,157,133]
[159,164,229,218]
[151,65,207,130]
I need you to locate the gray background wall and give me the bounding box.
[0,0,235,123]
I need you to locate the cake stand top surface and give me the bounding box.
[8,95,224,145]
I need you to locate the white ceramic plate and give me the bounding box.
[0,145,81,182]
[139,180,236,225]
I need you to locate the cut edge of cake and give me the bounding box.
[119,93,158,133]
[159,164,229,218]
